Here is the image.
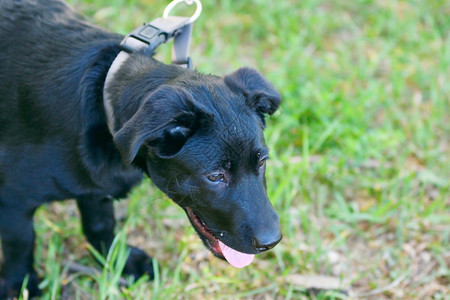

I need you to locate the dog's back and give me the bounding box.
[0,0,141,202]
[0,0,109,132]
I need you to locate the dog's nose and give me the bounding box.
[252,232,282,252]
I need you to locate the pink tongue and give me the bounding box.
[218,241,254,268]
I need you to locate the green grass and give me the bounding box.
[24,0,450,298]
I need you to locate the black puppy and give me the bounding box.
[0,0,281,297]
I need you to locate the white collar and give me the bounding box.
[103,17,193,134]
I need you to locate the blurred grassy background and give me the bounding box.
[30,0,449,299]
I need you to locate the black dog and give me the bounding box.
[0,0,281,297]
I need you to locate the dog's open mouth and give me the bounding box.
[185,207,254,268]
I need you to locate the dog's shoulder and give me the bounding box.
[0,0,117,46]
[0,0,73,25]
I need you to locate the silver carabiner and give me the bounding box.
[163,0,202,24]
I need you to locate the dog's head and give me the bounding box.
[109,60,282,267]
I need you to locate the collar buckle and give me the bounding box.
[119,16,193,69]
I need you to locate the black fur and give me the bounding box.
[0,0,282,297]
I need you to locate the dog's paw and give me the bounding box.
[24,272,42,298]
[122,246,154,281]
[0,273,41,300]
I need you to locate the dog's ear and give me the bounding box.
[224,67,281,125]
[113,86,210,164]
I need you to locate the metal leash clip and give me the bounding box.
[119,0,202,69]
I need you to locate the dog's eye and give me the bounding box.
[258,159,266,168]
[258,156,269,168]
[257,152,269,169]
[207,173,225,183]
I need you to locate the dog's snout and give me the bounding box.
[252,232,282,253]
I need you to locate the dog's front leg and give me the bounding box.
[76,196,154,280]
[0,207,41,299]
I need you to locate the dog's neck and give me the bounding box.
[103,18,193,135]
